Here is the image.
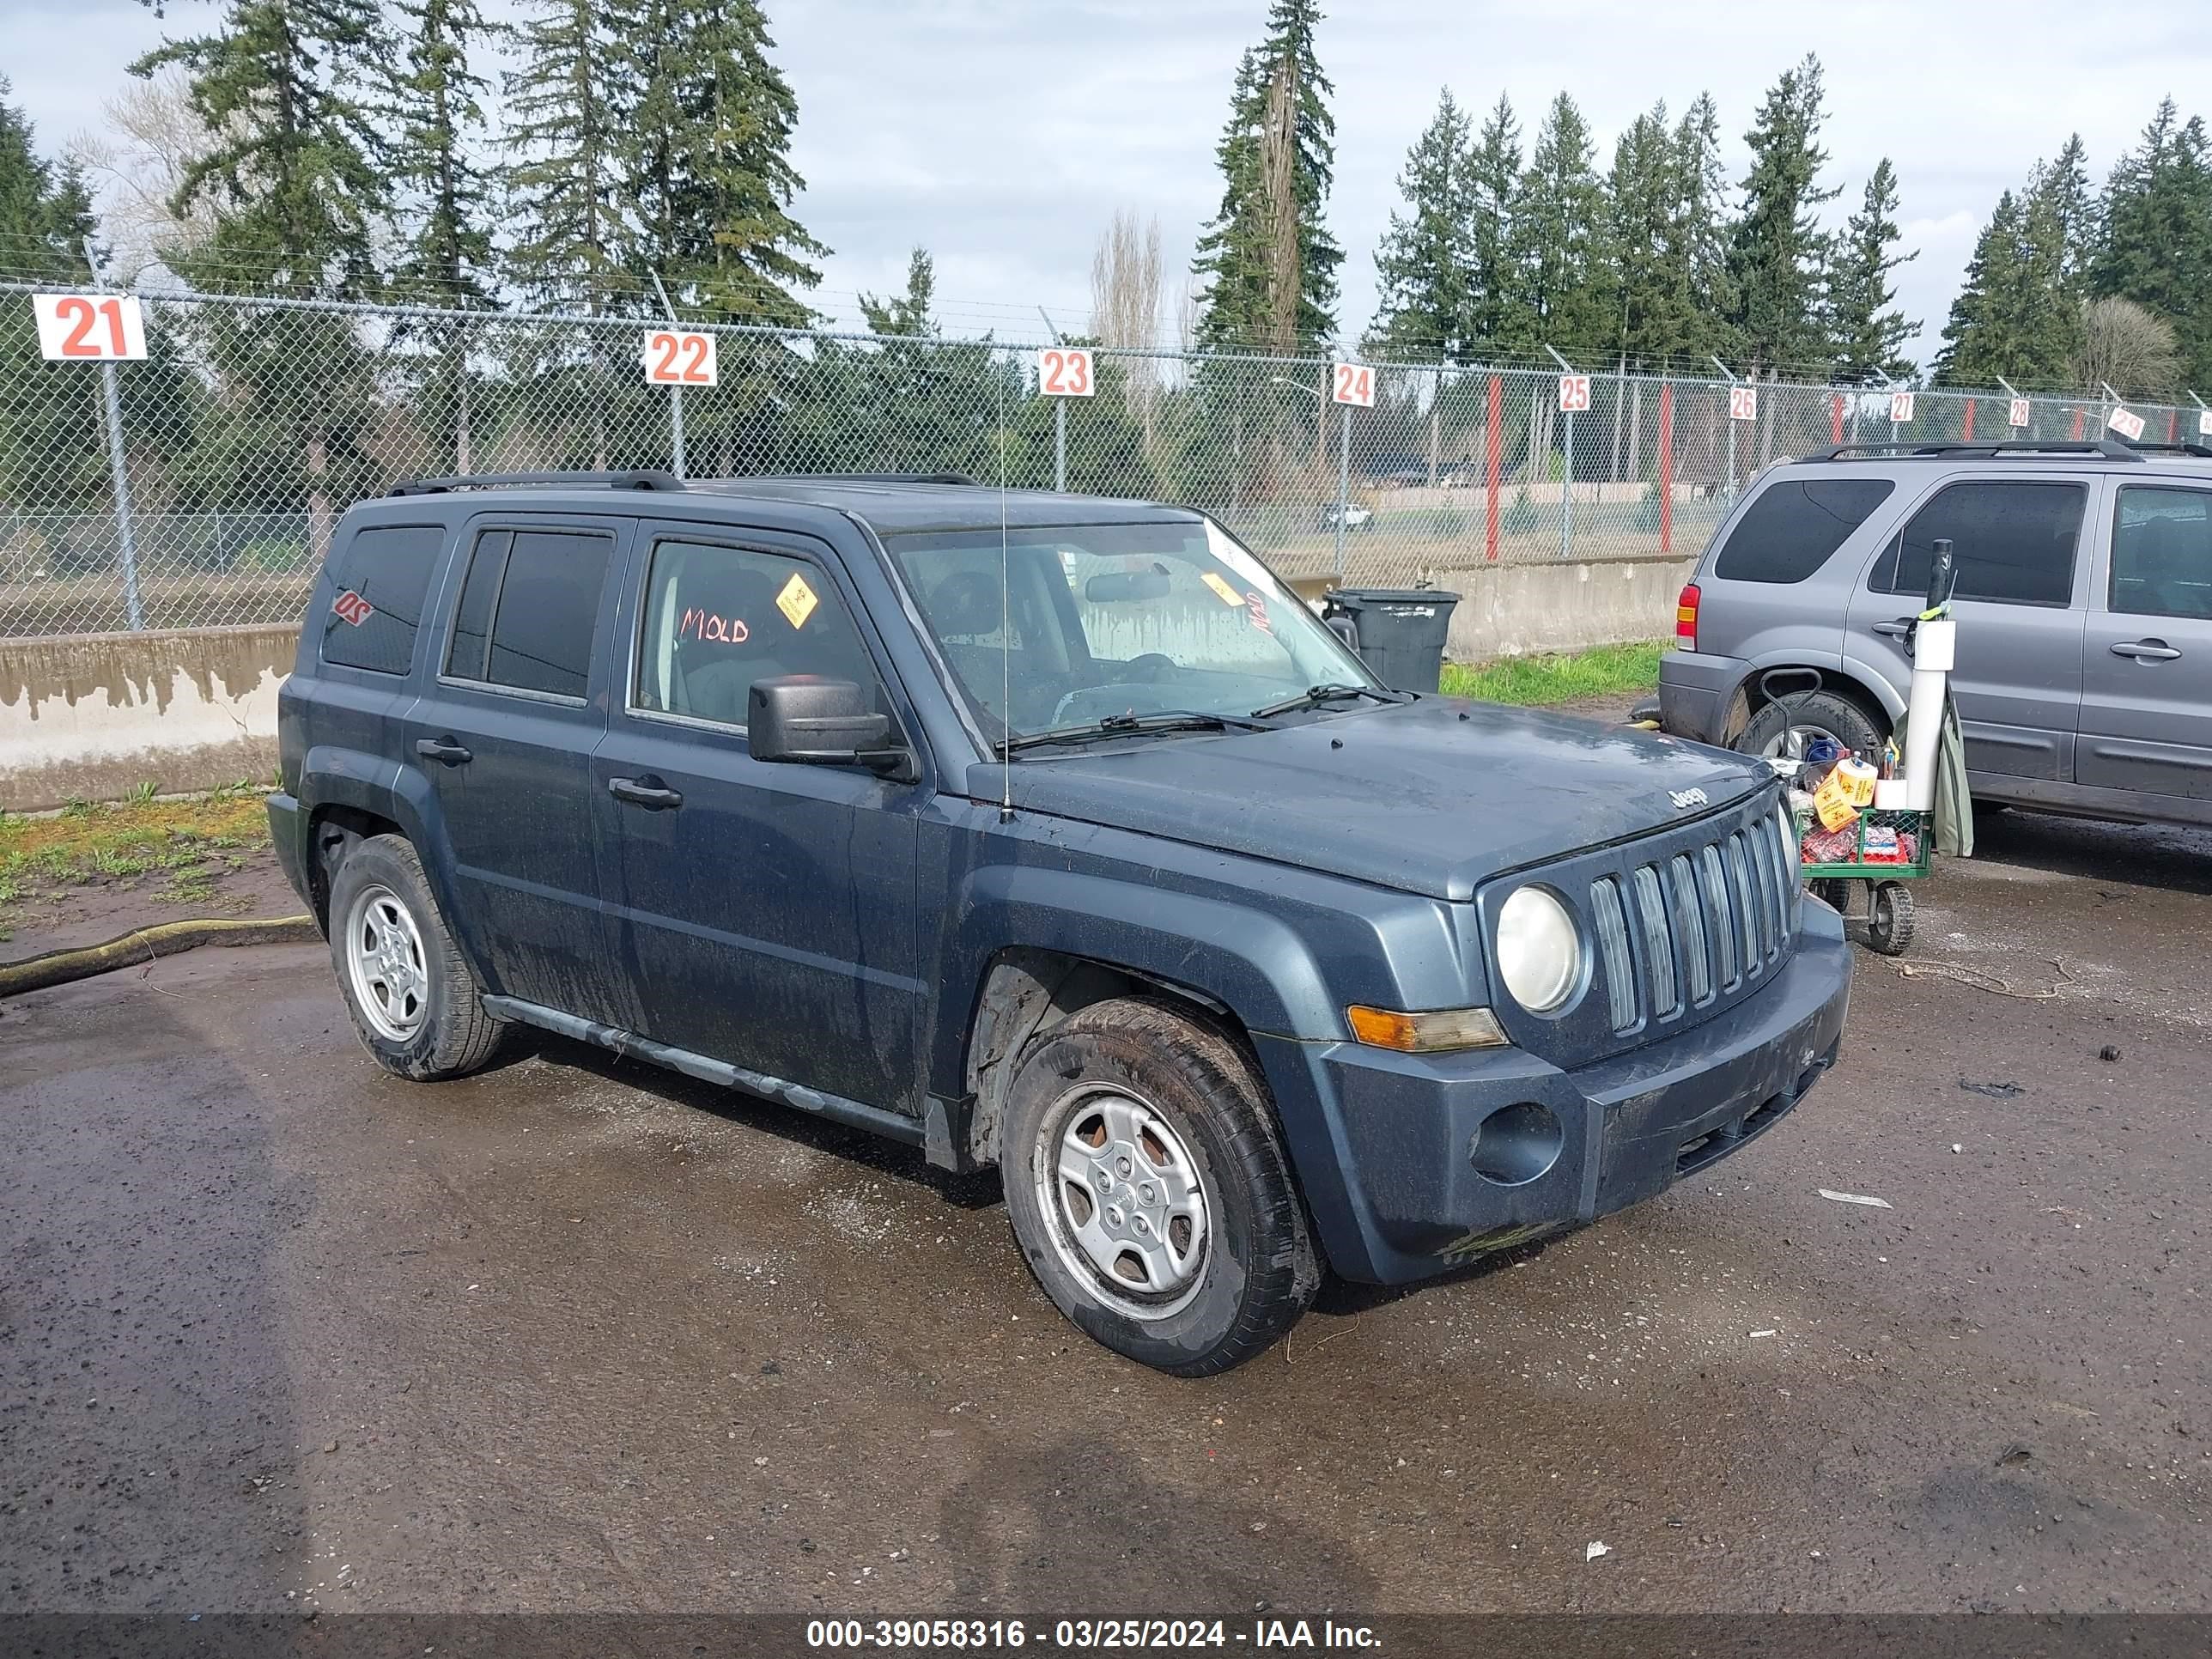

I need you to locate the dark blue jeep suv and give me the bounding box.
[270,470,1851,1374]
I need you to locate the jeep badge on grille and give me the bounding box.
[1669,787,1709,810]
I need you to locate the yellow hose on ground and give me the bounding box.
[0,915,319,999]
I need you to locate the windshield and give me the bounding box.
[882,519,1383,743]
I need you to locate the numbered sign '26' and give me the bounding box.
[644,328,718,386]
[1729,385,1758,422]
[33,294,149,362]
[1037,347,1094,397]
[1333,363,1375,407]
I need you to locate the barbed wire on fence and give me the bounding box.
[2,279,2205,640]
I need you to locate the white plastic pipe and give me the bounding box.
[1904,617,1954,811]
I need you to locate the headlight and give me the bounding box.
[1496,884,1583,1012]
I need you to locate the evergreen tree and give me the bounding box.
[2040,132,2098,285]
[386,0,495,307]
[1370,88,1476,360]
[132,0,387,297]
[1725,53,1838,372]
[1605,102,1697,367]
[1933,190,2026,386]
[1825,158,1917,383]
[1505,93,1611,352]
[0,78,95,280]
[1192,0,1340,349]
[1465,93,1524,349]
[2094,100,2212,385]
[611,0,825,325]
[1673,92,1738,357]
[860,246,935,337]
[505,0,636,312]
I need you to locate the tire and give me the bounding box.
[1000,999,1319,1376]
[1866,881,1917,957]
[326,833,506,1081]
[1735,689,1887,766]
[1809,878,1852,915]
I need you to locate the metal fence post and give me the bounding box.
[1657,381,1675,556]
[1055,398,1066,492]
[1544,345,1575,560]
[1485,373,1503,562]
[1334,398,1349,583]
[1711,356,1739,498]
[650,273,687,479]
[83,240,144,629]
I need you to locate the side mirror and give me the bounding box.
[748,676,907,776]
[1325,615,1359,651]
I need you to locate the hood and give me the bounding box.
[968,697,1771,902]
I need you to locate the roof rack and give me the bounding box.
[386,470,684,496]
[1800,441,2146,463]
[719,471,980,487]
[2121,440,2212,459]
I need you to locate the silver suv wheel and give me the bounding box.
[1032,1083,1212,1320]
[343,882,429,1042]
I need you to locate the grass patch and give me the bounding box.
[1440,640,1668,707]
[0,787,274,939]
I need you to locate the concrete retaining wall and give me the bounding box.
[2,553,1687,811]
[1,625,295,812]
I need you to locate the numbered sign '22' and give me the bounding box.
[1333,363,1375,407]
[644,329,718,386]
[33,294,149,362]
[1037,347,1094,397]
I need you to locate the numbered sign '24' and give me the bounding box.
[1037,347,1094,397]
[1333,363,1375,407]
[33,293,149,361]
[643,328,717,386]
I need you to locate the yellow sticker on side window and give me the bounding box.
[776,572,819,629]
[1200,571,1243,607]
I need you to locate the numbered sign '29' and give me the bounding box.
[1036,347,1094,397]
[643,328,718,386]
[1333,363,1375,407]
[33,293,149,361]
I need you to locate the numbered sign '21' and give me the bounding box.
[33,294,149,361]
[1036,347,1094,397]
[643,328,718,386]
[1333,363,1375,407]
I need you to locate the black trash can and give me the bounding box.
[1322,586,1462,695]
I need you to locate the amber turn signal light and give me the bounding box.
[1346,1005,1510,1053]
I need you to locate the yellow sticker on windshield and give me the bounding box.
[776,572,819,629]
[1201,571,1243,607]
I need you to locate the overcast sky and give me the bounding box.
[7,0,2209,366]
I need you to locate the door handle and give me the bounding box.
[1872,619,1913,638]
[415,737,472,766]
[2110,639,2183,661]
[608,775,684,811]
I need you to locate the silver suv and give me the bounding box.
[1660,440,2212,827]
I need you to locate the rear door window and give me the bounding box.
[1712,478,1896,583]
[443,526,616,700]
[2111,486,2212,619]
[1873,481,2087,606]
[321,523,446,675]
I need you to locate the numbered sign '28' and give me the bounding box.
[33,294,149,362]
[1333,363,1375,407]
[644,328,718,386]
[1037,347,1094,397]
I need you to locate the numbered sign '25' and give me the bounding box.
[1037,347,1094,397]
[644,328,718,386]
[33,294,149,362]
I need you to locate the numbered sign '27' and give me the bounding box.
[1037,347,1094,397]
[1333,363,1375,407]
[644,328,718,386]
[33,293,149,361]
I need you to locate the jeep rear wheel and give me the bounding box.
[328,833,506,1081]
[1000,1000,1318,1376]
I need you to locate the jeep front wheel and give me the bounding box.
[328,833,506,1082]
[1000,1000,1318,1376]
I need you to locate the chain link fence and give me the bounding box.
[4,282,2207,640]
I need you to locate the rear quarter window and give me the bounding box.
[321,523,447,675]
[1711,478,1897,584]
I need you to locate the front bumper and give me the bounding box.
[1256,902,1851,1285]
[1657,649,1747,745]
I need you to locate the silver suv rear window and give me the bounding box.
[1711,478,1896,584]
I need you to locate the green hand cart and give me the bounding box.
[1795,805,1932,957]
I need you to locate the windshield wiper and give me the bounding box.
[996,710,1271,757]
[1249,683,1406,719]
